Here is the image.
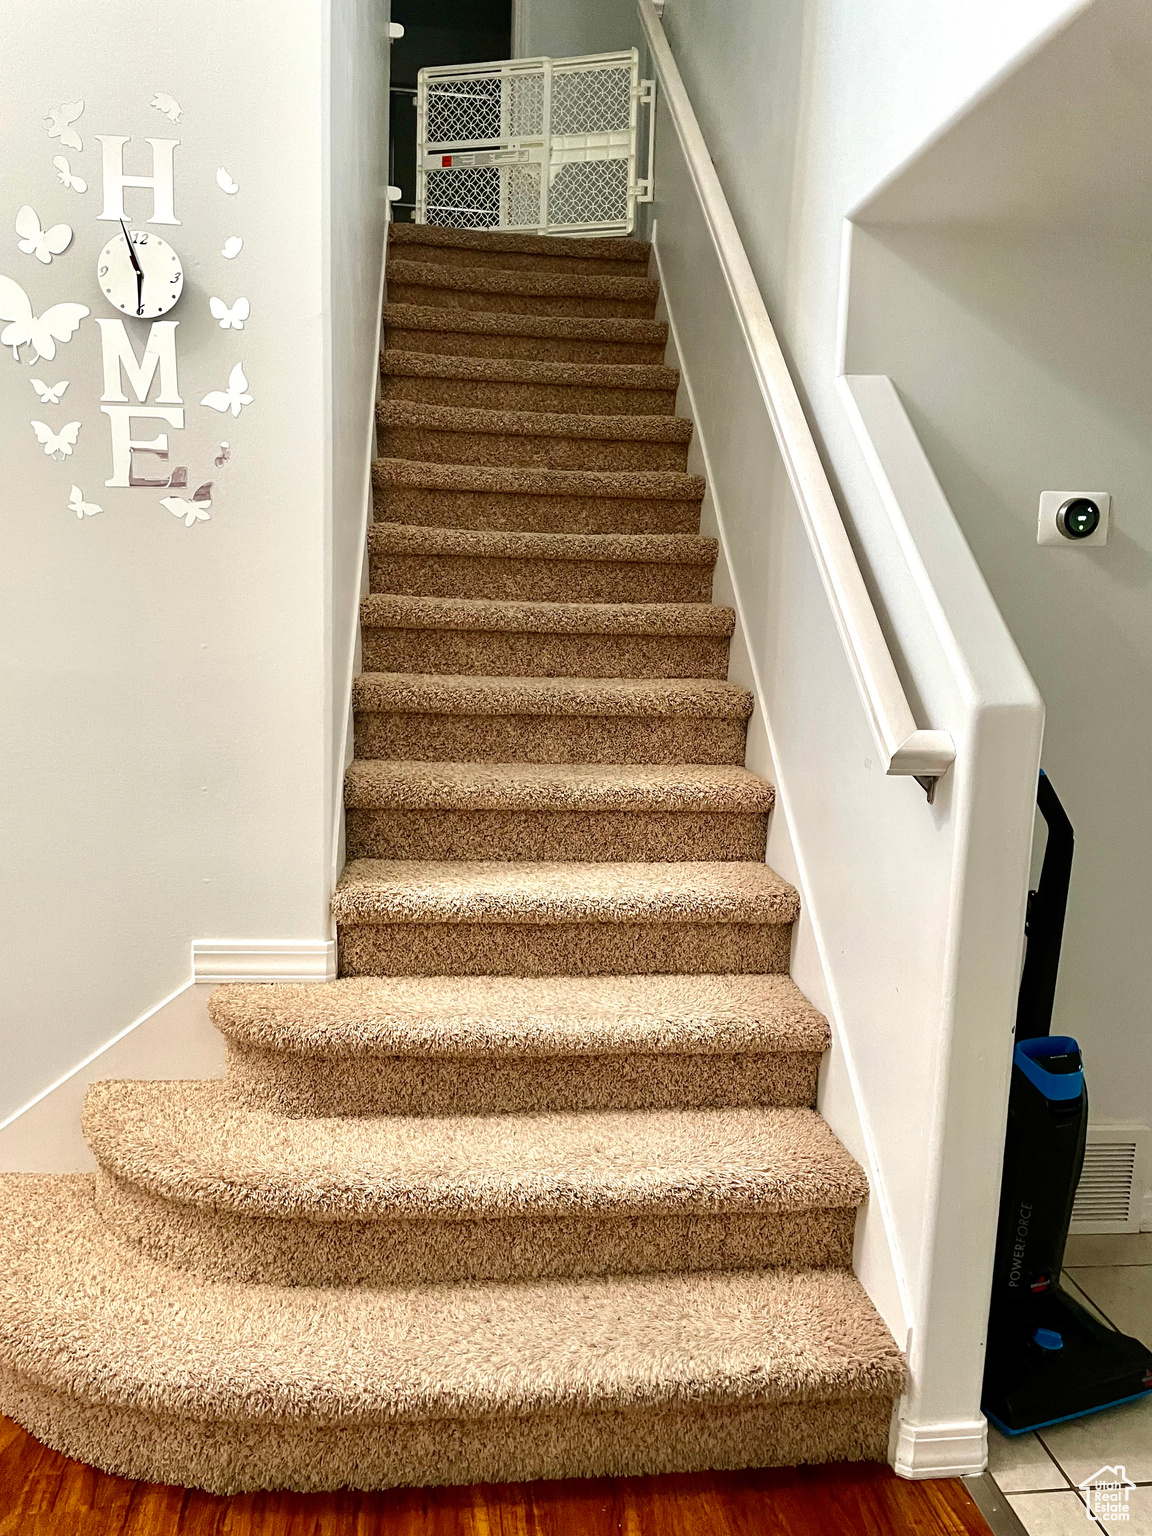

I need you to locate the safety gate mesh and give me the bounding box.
[415,50,654,237]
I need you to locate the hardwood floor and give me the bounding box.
[0,1417,992,1536]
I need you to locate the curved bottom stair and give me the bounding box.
[0,1178,903,1495]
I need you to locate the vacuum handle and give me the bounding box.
[1016,771,1074,1042]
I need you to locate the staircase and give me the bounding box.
[0,222,905,1494]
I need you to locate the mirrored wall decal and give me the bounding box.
[52,156,87,194]
[31,378,69,404]
[150,92,183,124]
[0,276,88,362]
[201,362,252,416]
[16,208,72,265]
[221,236,243,259]
[161,481,212,526]
[209,296,248,330]
[215,167,239,195]
[45,100,84,152]
[31,419,80,460]
[68,484,102,518]
[215,441,231,466]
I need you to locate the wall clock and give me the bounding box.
[97,219,183,318]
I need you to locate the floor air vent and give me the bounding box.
[1070,1125,1151,1234]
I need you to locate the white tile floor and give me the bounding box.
[985,1263,1152,1533]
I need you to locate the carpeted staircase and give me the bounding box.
[0,222,905,1494]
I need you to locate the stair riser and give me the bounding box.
[344,808,769,863]
[383,426,688,474]
[391,244,649,276]
[337,920,792,978]
[387,326,666,365]
[388,282,656,320]
[354,712,748,765]
[225,1040,821,1116]
[360,630,730,680]
[381,375,677,416]
[368,553,715,603]
[96,1174,855,1289]
[0,1370,895,1494]
[375,484,701,535]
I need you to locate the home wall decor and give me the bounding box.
[2,89,257,528]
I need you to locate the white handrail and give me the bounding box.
[636,0,955,782]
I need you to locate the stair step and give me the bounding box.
[209,971,829,1116]
[387,259,659,320]
[352,672,753,764]
[367,523,718,603]
[331,857,797,977]
[0,1176,906,1492]
[343,760,771,861]
[85,1081,867,1287]
[358,595,733,679]
[384,302,668,364]
[380,349,679,416]
[378,400,692,473]
[372,458,705,535]
[389,223,651,276]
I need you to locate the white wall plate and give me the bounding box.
[1038,490,1110,546]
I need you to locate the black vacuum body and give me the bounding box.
[983,774,1152,1433]
[983,1036,1152,1433]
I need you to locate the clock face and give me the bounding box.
[97,228,184,319]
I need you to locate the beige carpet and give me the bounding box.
[0,220,904,1492]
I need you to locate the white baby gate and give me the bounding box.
[415,50,655,236]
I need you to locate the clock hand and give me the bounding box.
[120,219,145,315]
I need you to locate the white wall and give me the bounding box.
[842,0,1152,1145]
[514,0,643,60]
[0,0,385,1147]
[326,1,391,886]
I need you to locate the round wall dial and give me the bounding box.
[97,223,184,319]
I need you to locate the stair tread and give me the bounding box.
[359,595,733,636]
[379,400,693,444]
[384,302,667,344]
[331,858,799,927]
[352,672,754,718]
[389,224,651,263]
[367,523,717,565]
[208,972,829,1057]
[389,259,658,303]
[0,1176,905,1424]
[344,761,772,812]
[375,457,705,500]
[381,350,678,391]
[85,1083,866,1220]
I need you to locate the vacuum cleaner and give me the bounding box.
[983,771,1152,1434]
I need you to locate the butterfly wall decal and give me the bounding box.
[31,419,80,460]
[215,442,232,467]
[201,362,253,417]
[45,100,84,152]
[0,276,89,361]
[16,207,72,265]
[68,485,102,519]
[222,236,243,260]
[209,296,249,331]
[161,482,213,526]
[52,156,87,194]
[216,167,239,195]
[150,91,182,123]
[31,378,69,404]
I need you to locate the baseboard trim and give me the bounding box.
[891,1415,988,1479]
[191,940,337,983]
